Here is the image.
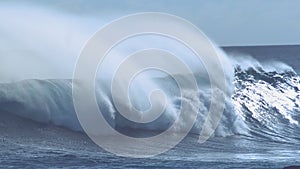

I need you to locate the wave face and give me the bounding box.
[0,79,81,131]
[0,55,299,141]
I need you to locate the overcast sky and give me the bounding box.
[3,0,300,46]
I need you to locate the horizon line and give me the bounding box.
[221,43,300,48]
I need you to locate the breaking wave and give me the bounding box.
[0,4,299,142]
[0,55,299,142]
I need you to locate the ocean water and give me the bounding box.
[0,45,300,168]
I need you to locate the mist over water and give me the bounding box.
[0,3,237,135]
[0,4,103,81]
